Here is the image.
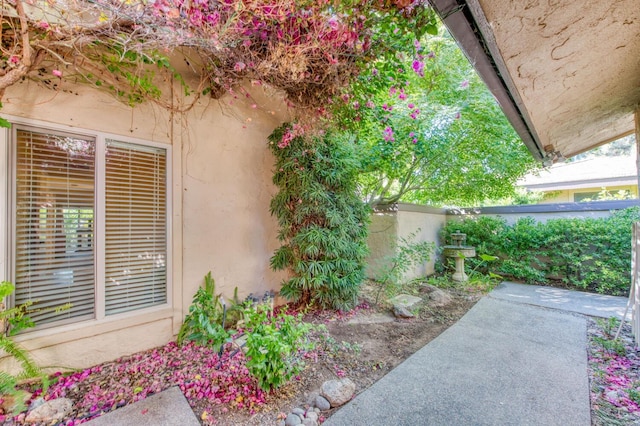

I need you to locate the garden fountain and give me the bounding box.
[442,230,476,282]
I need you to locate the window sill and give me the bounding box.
[13,305,174,352]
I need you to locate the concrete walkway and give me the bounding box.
[325,282,628,426]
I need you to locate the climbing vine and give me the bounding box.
[0,0,437,119]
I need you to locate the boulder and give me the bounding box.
[25,398,73,424]
[320,378,356,408]
[393,305,414,318]
[429,288,453,307]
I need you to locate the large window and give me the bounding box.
[11,126,169,328]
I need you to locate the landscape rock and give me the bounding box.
[314,395,331,411]
[25,398,72,424]
[306,411,319,422]
[285,413,302,426]
[321,378,356,407]
[429,288,453,307]
[302,419,318,426]
[393,305,415,318]
[388,294,422,310]
[421,284,455,306]
[292,407,306,416]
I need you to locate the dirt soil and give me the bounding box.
[207,283,481,425]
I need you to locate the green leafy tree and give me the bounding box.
[335,23,537,207]
[268,125,370,310]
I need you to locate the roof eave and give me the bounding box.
[428,0,546,161]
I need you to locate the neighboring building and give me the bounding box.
[0,77,290,370]
[518,155,638,204]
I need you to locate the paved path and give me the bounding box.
[325,282,628,426]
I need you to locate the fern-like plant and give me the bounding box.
[268,125,370,310]
[177,272,246,350]
[0,281,53,413]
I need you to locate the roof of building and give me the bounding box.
[519,155,638,191]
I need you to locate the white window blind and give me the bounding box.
[104,140,167,315]
[14,128,96,325]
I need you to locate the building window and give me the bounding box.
[573,191,599,202]
[11,125,168,329]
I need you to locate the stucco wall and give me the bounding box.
[365,213,398,280]
[397,208,447,279]
[0,78,289,371]
[180,88,290,313]
[366,204,447,282]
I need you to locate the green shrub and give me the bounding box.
[268,125,370,310]
[442,207,640,295]
[243,304,313,391]
[177,272,236,350]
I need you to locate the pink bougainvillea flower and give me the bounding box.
[382,103,393,112]
[38,21,50,29]
[414,39,421,51]
[454,111,461,120]
[352,101,360,110]
[9,56,19,64]
[365,100,375,108]
[412,138,418,144]
[52,69,62,77]
[407,103,415,109]
[460,80,469,89]
[412,60,425,77]
[234,62,246,72]
[389,86,397,96]
[410,109,420,120]
[383,127,394,142]
[398,90,407,100]
[427,51,436,59]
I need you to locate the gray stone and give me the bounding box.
[292,407,306,416]
[27,397,44,412]
[25,398,73,423]
[388,294,422,309]
[313,407,321,413]
[302,419,318,426]
[321,378,356,407]
[606,390,620,402]
[305,411,319,421]
[314,395,331,411]
[277,421,286,426]
[285,413,302,426]
[429,288,453,307]
[393,305,414,318]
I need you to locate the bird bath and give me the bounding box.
[442,230,476,282]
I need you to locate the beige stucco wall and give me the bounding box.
[0,77,289,371]
[365,213,398,280]
[179,87,290,313]
[365,204,447,282]
[397,209,446,280]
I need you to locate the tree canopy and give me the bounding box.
[332,25,537,207]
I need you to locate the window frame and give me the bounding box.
[1,116,172,331]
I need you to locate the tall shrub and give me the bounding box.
[441,207,640,295]
[268,125,369,310]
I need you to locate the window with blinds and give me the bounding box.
[14,129,96,325]
[105,140,167,315]
[11,126,168,329]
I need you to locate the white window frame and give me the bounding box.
[1,115,172,330]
